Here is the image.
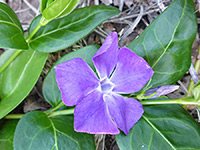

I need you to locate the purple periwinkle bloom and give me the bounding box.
[55,32,154,135]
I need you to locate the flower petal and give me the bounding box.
[145,85,179,98]
[74,90,119,134]
[104,93,144,135]
[93,32,118,79]
[110,47,154,94]
[55,58,99,106]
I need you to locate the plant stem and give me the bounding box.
[140,96,199,106]
[48,109,74,118]
[26,21,43,43]
[4,108,74,119]
[0,19,46,74]
[4,114,24,119]
[45,102,65,114]
[5,96,200,119]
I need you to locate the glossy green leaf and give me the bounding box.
[128,0,197,87]
[0,50,48,119]
[14,111,95,150]
[41,0,79,21]
[0,2,28,50]
[0,120,18,150]
[40,0,48,13]
[28,15,41,35]
[0,50,16,68]
[29,5,120,53]
[43,45,99,107]
[116,105,200,150]
[192,81,200,102]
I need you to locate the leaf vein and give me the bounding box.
[153,29,165,50]
[142,115,176,150]
[148,117,200,138]
[55,129,81,149]
[28,125,52,150]
[49,119,58,150]
[0,21,23,34]
[148,129,155,150]
[0,8,17,26]
[142,42,150,64]
[30,9,114,42]
[151,0,187,69]
[2,51,37,100]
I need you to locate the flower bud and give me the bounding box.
[40,0,79,21]
[143,85,179,99]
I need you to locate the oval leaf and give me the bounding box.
[0,2,28,50]
[43,45,99,107]
[14,111,95,150]
[0,50,48,119]
[41,0,79,21]
[116,105,200,150]
[128,0,197,87]
[0,120,18,150]
[29,5,120,53]
[28,15,41,35]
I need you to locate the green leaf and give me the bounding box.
[40,0,48,13]
[0,50,48,119]
[0,50,16,68]
[28,15,41,35]
[41,0,79,21]
[0,120,18,150]
[29,5,120,53]
[116,105,200,150]
[43,45,99,107]
[128,0,197,87]
[14,111,95,150]
[0,2,28,50]
[192,81,200,102]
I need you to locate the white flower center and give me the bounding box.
[99,78,114,93]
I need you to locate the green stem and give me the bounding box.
[5,96,200,119]
[4,114,24,119]
[140,96,199,106]
[45,102,65,114]
[4,108,74,119]
[26,22,43,43]
[48,109,74,118]
[0,18,47,74]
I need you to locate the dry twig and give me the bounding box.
[23,0,40,15]
[107,8,159,23]
[119,5,144,45]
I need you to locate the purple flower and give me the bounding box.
[55,32,154,135]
